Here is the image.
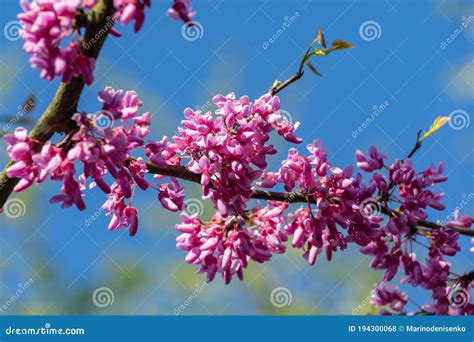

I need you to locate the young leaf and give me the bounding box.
[331,40,354,51]
[420,116,450,141]
[305,61,323,77]
[307,28,326,51]
[316,28,327,49]
[313,49,329,56]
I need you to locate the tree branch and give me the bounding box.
[0,0,116,208]
[143,161,474,237]
[406,130,423,159]
[269,71,304,96]
[2,16,471,240]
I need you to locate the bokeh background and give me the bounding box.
[0,0,473,315]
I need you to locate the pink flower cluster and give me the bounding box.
[167,93,302,218]
[171,133,472,313]
[261,143,472,314]
[4,87,153,236]
[259,141,383,265]
[145,92,303,283]
[3,87,472,314]
[370,283,408,314]
[18,0,195,83]
[18,0,96,84]
[176,201,288,283]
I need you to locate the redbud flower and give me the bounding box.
[167,0,196,24]
[355,146,387,172]
[371,283,408,313]
[18,0,96,84]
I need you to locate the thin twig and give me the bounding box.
[269,71,304,96]
[406,130,423,159]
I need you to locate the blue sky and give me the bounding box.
[0,0,473,315]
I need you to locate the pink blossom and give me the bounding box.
[158,178,184,212]
[355,145,387,172]
[4,86,472,314]
[371,283,408,313]
[18,0,96,84]
[167,0,196,24]
[113,0,150,32]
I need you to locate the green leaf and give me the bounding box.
[420,116,450,141]
[313,40,353,56]
[305,61,323,77]
[331,40,354,51]
[307,28,326,53]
